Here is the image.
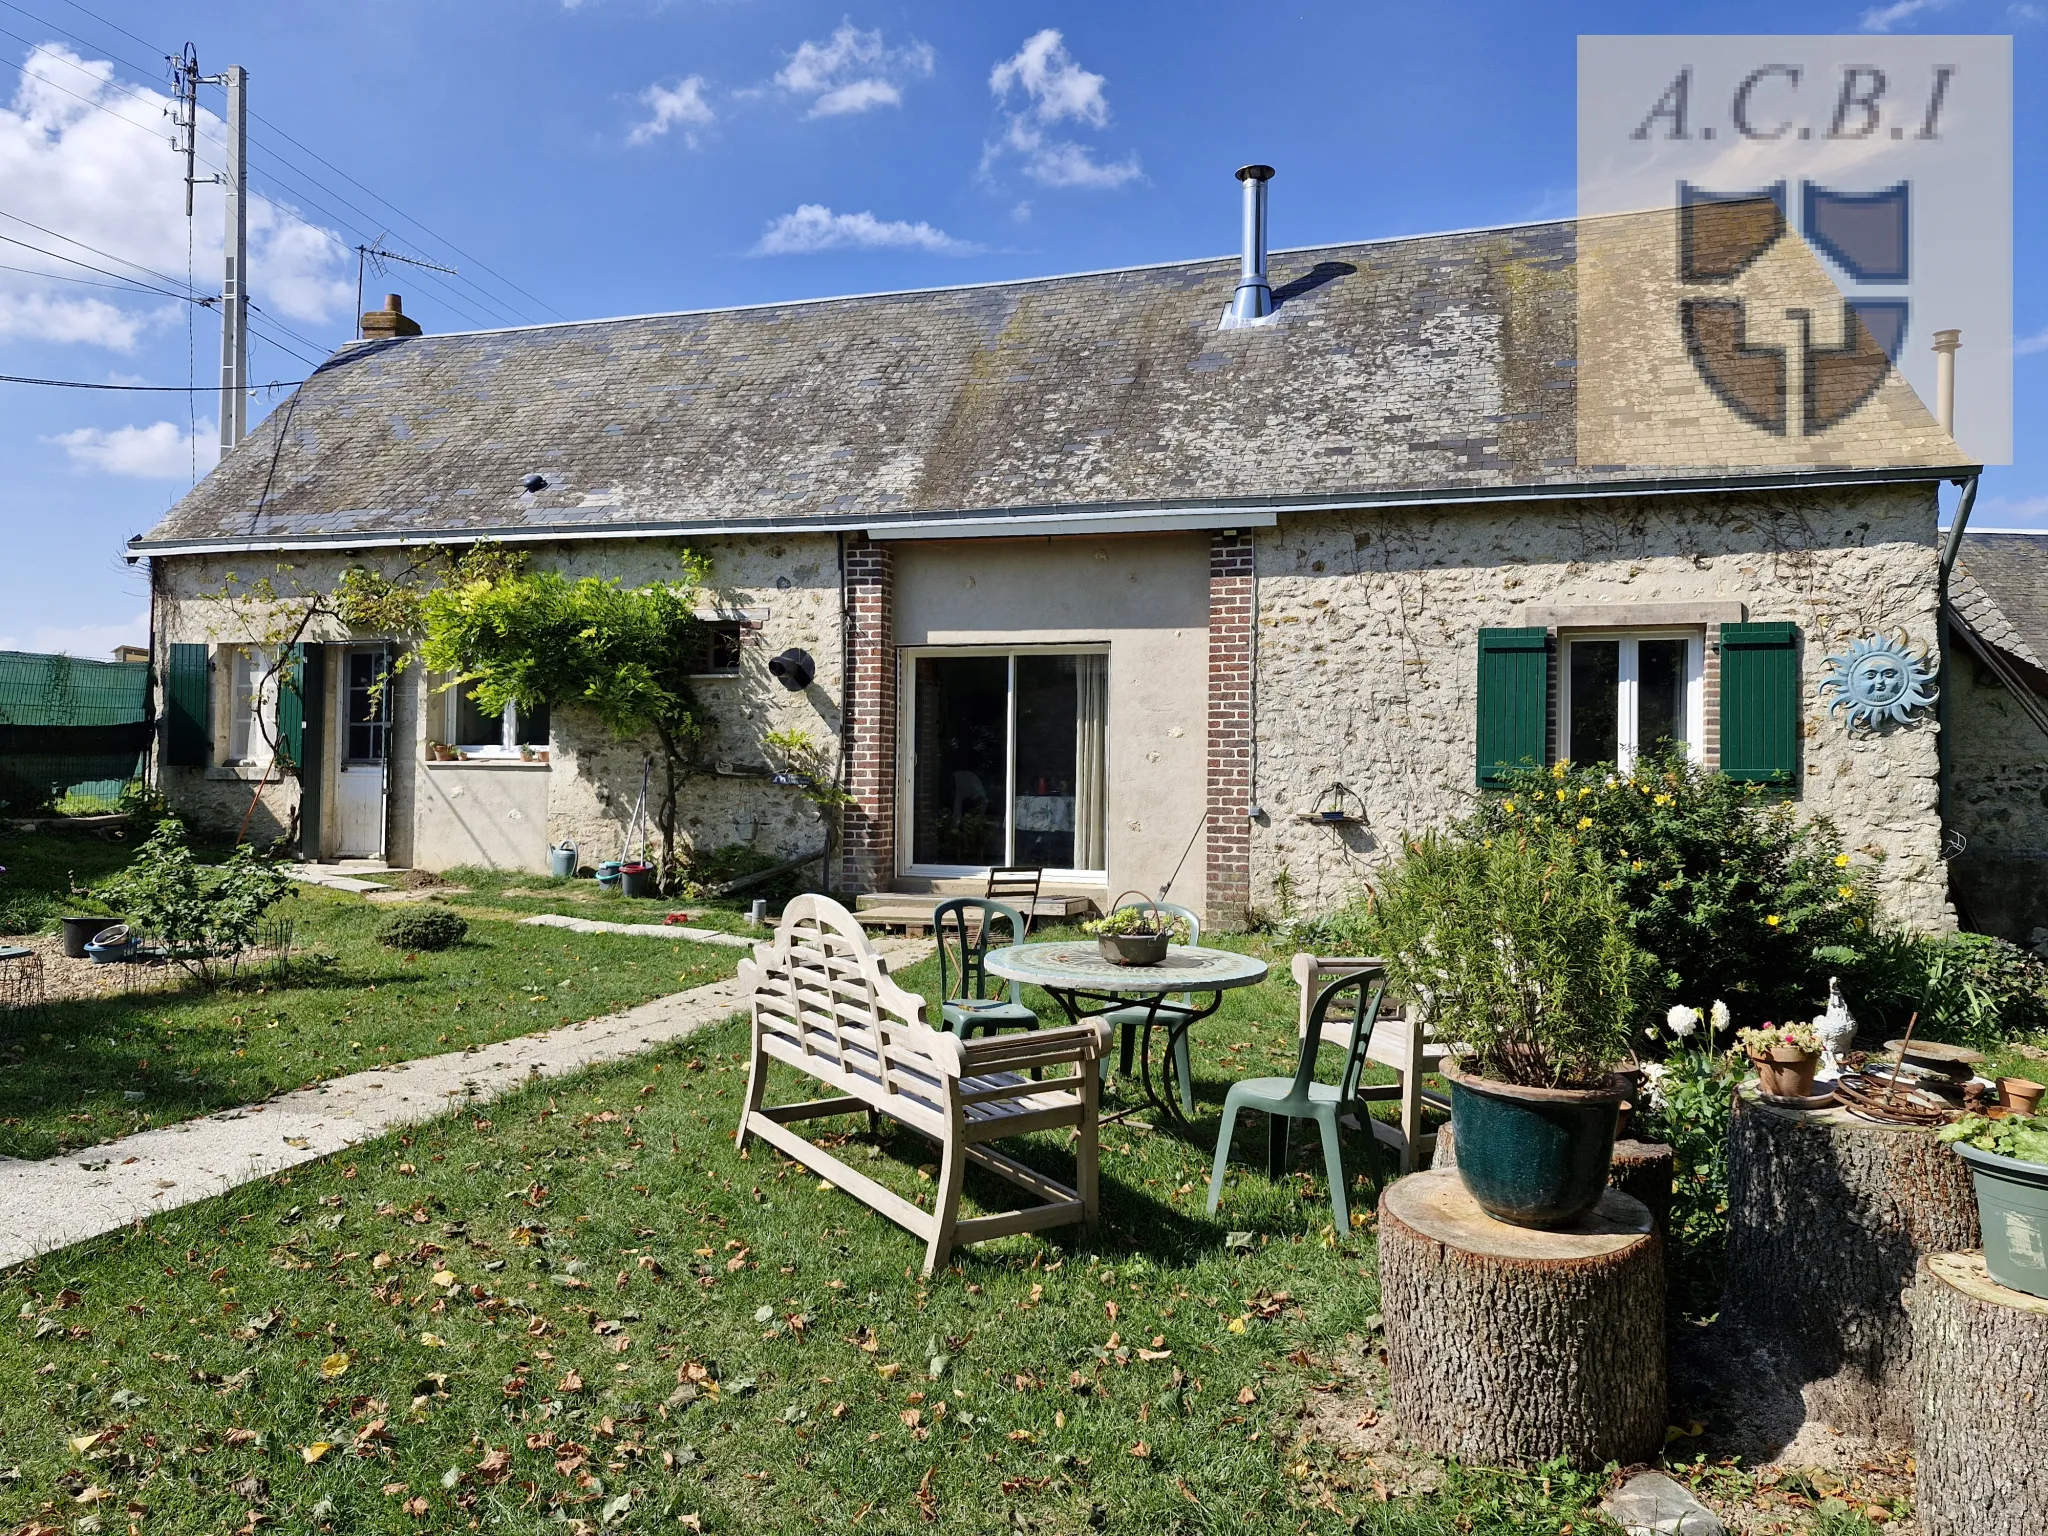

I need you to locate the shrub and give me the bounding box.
[1475,753,1881,1025]
[97,816,294,985]
[1635,1005,1746,1319]
[375,906,469,952]
[1862,931,2048,1050]
[1363,827,1658,1088]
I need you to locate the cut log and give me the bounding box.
[1430,1123,1674,1231]
[1722,1091,1978,1446]
[1909,1252,2048,1536]
[1378,1169,1664,1469]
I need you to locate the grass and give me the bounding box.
[0,828,743,1161]
[429,868,762,934]
[0,942,1632,1536]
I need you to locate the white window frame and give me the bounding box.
[1557,628,1706,772]
[896,643,1110,881]
[436,678,548,758]
[221,645,276,768]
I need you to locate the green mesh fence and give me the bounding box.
[0,650,151,814]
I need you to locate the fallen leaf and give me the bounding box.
[559,1370,584,1392]
[320,1351,350,1378]
[474,1447,512,1484]
[1128,1441,1151,1459]
[301,1442,333,1464]
[418,1332,446,1348]
[431,1270,456,1287]
[402,1495,428,1515]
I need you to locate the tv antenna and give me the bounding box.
[355,240,459,337]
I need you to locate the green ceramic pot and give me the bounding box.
[1443,1061,1624,1229]
[1955,1142,2048,1299]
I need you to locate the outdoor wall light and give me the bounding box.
[767,648,815,691]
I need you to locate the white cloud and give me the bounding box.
[0,44,351,346]
[2015,325,2048,356]
[776,24,933,118]
[1976,495,2048,528]
[2014,2,2047,21]
[1859,0,1956,31]
[753,204,979,256]
[45,419,221,479]
[985,30,1139,190]
[0,608,148,657]
[629,76,714,146]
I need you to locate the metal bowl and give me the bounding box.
[1098,932,1168,967]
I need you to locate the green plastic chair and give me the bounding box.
[1206,966,1390,1235]
[1097,900,1202,1115]
[933,898,1038,1039]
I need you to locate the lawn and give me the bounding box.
[427,867,762,935]
[0,827,743,1161]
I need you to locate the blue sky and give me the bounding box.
[0,0,2040,655]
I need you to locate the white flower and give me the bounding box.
[1710,1000,1731,1034]
[1639,1061,1671,1111]
[1665,1004,1701,1039]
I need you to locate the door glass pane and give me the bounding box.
[1637,639,1689,758]
[1013,655,1078,868]
[345,651,390,763]
[911,656,1007,866]
[1568,640,1620,766]
[228,647,270,764]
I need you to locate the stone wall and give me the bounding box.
[1247,483,1953,932]
[1945,645,2048,946]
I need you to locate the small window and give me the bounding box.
[446,680,549,756]
[224,646,274,766]
[1559,630,1703,771]
[689,621,744,676]
[344,650,390,763]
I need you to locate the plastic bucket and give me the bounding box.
[549,842,578,879]
[620,864,654,899]
[1956,1142,2048,1299]
[60,914,110,959]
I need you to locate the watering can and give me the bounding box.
[549,840,578,879]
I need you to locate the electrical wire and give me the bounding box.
[0,371,308,390]
[0,205,209,294]
[0,229,207,301]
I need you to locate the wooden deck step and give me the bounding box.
[851,890,1102,932]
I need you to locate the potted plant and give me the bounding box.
[1369,827,1656,1229]
[1738,1020,1824,1099]
[427,741,450,762]
[1084,895,1191,967]
[1938,1113,2048,1299]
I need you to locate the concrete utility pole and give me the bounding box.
[217,64,248,451]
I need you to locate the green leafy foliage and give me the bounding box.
[1473,754,1880,1025]
[97,817,293,984]
[1362,827,1656,1088]
[1862,931,2048,1050]
[374,907,469,953]
[1635,1012,1746,1319]
[1084,906,1194,942]
[1939,1111,2048,1166]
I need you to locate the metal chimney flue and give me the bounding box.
[1222,164,1276,329]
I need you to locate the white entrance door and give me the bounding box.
[335,647,389,858]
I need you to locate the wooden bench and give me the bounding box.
[737,895,1110,1275]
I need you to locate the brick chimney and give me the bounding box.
[360,293,422,340]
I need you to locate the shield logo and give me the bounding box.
[1802,182,1910,284]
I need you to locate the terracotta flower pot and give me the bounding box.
[1750,1045,1821,1100]
[2000,1077,2045,1115]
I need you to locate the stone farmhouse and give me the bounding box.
[129,176,2045,938]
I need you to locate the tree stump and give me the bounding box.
[1722,1092,1978,1446]
[1378,1169,1665,1469]
[1909,1252,2048,1536]
[1430,1124,1674,1231]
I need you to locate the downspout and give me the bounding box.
[146,555,161,791]
[833,529,849,896]
[1934,471,1980,867]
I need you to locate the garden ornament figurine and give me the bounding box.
[1813,976,1858,1076]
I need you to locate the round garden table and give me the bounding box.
[984,941,1270,1126]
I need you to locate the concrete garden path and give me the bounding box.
[0,934,931,1270]
[517,913,758,948]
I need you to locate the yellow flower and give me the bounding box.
[1551,761,1568,780]
[1834,854,1851,868]
[1837,885,1856,900]
[1577,816,1593,829]
[1766,915,1782,927]
[1631,860,1645,872]
[1502,799,1517,814]
[1653,793,1672,806]
[1578,786,1591,798]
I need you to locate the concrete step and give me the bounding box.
[851,889,1103,932]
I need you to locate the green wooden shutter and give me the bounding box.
[1475,627,1549,788]
[1719,622,1800,785]
[276,645,307,773]
[164,643,211,767]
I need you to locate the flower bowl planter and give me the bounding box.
[1751,1045,1821,1100]
[1098,932,1167,967]
[1953,1141,2048,1299]
[1442,1061,1624,1229]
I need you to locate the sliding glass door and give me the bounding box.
[905,649,1108,876]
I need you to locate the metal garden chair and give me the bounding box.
[984,866,1043,933]
[1206,965,1391,1235]
[933,897,1039,1039]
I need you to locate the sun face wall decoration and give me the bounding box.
[1817,633,1938,730]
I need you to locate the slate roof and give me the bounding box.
[135,221,1969,553]
[1953,531,2048,683]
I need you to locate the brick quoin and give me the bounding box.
[841,536,896,892]
[1207,530,1255,928]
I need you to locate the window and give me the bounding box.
[224,646,275,766]
[1559,630,1704,771]
[443,680,549,756]
[344,650,390,763]
[688,621,744,677]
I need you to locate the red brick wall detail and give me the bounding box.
[841,537,896,892]
[1207,531,1254,926]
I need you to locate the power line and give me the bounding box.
[0,370,307,390]
[0,233,208,301]
[0,205,208,295]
